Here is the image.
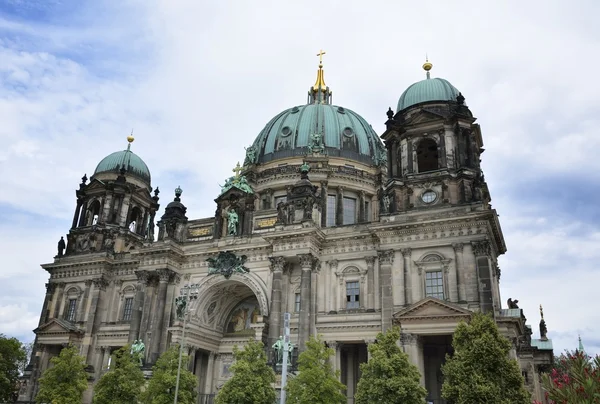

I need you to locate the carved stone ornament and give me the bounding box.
[135,270,150,285]
[206,251,249,279]
[298,254,317,269]
[471,240,491,257]
[269,256,286,272]
[452,243,464,253]
[45,283,57,294]
[328,259,339,270]
[400,248,412,258]
[378,250,395,265]
[92,277,109,291]
[157,268,172,283]
[365,256,376,268]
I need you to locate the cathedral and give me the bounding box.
[20,55,553,403]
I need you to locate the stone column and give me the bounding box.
[400,249,412,305]
[40,283,57,325]
[159,273,180,353]
[365,339,376,361]
[327,260,338,313]
[149,268,171,364]
[359,191,366,222]
[105,280,122,323]
[84,277,108,362]
[329,342,342,381]
[268,257,286,348]
[452,243,466,302]
[52,282,65,318]
[365,257,375,310]
[204,352,216,394]
[128,271,149,342]
[72,199,83,229]
[310,261,320,336]
[445,256,458,303]
[378,250,394,332]
[404,333,425,386]
[336,187,344,226]
[77,280,92,322]
[472,241,493,313]
[297,253,316,352]
[320,181,328,228]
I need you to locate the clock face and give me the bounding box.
[421,190,437,204]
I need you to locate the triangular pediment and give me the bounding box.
[404,110,446,126]
[34,318,83,335]
[84,178,107,192]
[393,297,472,321]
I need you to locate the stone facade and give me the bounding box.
[20,66,553,404]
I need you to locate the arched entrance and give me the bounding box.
[180,274,269,399]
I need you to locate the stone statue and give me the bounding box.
[130,339,145,366]
[227,209,239,235]
[244,146,257,166]
[309,133,324,153]
[272,336,284,364]
[386,107,394,119]
[286,341,295,365]
[539,304,548,340]
[57,236,66,257]
[147,219,155,241]
[382,194,391,214]
[507,298,519,309]
[276,201,288,225]
[175,296,187,320]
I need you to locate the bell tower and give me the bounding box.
[381,59,490,213]
[64,135,160,256]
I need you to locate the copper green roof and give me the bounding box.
[250,103,386,166]
[397,77,461,112]
[93,144,151,184]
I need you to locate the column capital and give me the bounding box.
[135,270,150,285]
[328,341,340,350]
[92,277,109,291]
[269,256,287,272]
[45,282,57,294]
[471,240,491,257]
[401,332,419,345]
[328,259,339,270]
[452,242,464,253]
[378,249,395,265]
[400,248,412,258]
[364,338,376,345]
[157,268,173,283]
[297,253,318,270]
[364,256,376,268]
[84,279,93,287]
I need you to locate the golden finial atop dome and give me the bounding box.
[127,129,135,143]
[423,56,433,79]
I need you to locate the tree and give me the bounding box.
[286,335,346,404]
[36,344,88,404]
[0,334,27,402]
[535,350,600,404]
[355,326,427,404]
[441,312,530,404]
[93,345,145,404]
[141,345,196,404]
[215,339,276,404]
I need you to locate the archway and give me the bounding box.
[416,138,439,172]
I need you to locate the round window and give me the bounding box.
[421,190,437,204]
[281,126,291,136]
[343,127,354,137]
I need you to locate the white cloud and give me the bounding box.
[1,0,599,357]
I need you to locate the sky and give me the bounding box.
[0,0,599,357]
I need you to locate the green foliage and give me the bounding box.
[537,350,600,404]
[0,334,27,402]
[215,339,276,404]
[93,345,145,404]
[441,312,530,404]
[355,327,427,404]
[141,345,196,404]
[36,344,88,404]
[286,335,346,404]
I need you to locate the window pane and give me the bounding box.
[67,299,77,321]
[346,281,360,309]
[123,297,134,321]
[425,270,444,299]
[295,293,301,312]
[343,197,356,225]
[326,195,336,227]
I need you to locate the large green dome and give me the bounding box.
[397,77,461,112]
[93,143,151,184]
[249,103,385,166]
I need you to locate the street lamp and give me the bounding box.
[173,283,200,404]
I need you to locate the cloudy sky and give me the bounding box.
[1,0,598,357]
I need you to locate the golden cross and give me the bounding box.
[317,49,326,64]
[232,161,242,178]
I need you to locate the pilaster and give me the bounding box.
[297,253,317,351]
[268,256,286,348]
[378,250,394,331]
[365,257,375,310]
[452,243,466,302]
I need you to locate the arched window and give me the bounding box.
[86,200,101,226]
[129,207,142,234]
[416,139,439,173]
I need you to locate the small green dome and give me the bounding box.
[93,145,151,184]
[397,77,460,112]
[250,103,386,166]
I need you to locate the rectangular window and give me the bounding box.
[122,297,134,321]
[66,299,77,322]
[294,293,301,312]
[342,197,356,225]
[425,271,445,299]
[346,281,360,309]
[326,195,336,227]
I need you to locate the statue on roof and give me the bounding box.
[309,132,324,153]
[244,146,257,166]
[539,304,548,340]
[227,209,239,236]
[507,298,519,309]
[57,236,66,257]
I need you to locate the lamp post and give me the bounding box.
[173,283,200,404]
